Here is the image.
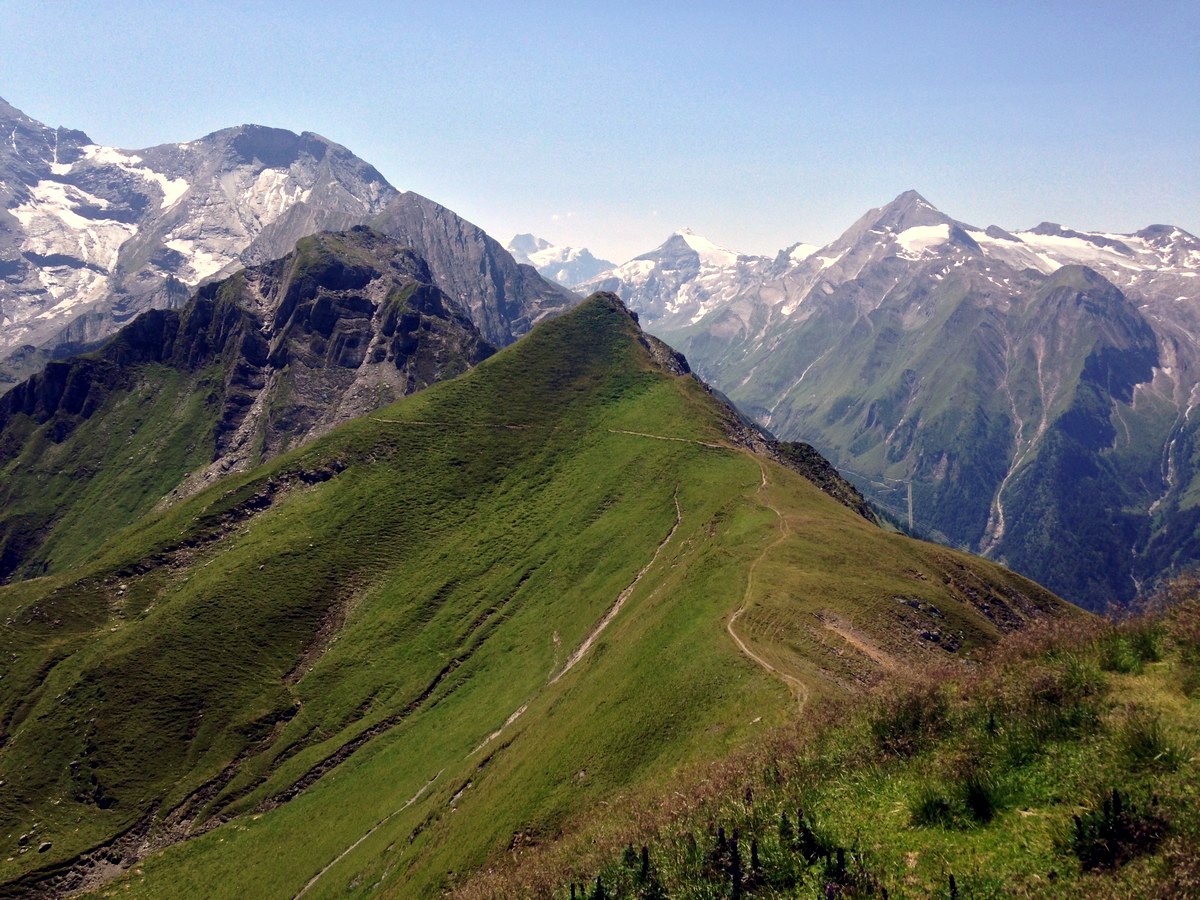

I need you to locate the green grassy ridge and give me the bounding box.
[0,294,736,887]
[464,589,1200,899]
[103,454,1058,899]
[0,296,1065,896]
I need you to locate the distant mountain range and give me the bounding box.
[599,191,1200,609]
[579,227,779,326]
[0,98,575,389]
[506,233,614,286]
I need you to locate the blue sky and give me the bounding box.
[3,1,1196,261]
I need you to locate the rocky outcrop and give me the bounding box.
[372,192,579,347]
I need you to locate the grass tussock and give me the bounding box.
[456,584,1200,899]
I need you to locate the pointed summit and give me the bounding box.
[864,190,956,232]
[506,233,553,263]
[801,190,969,275]
[504,234,614,287]
[653,228,742,268]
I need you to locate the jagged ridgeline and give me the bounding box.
[0,228,495,582]
[0,294,1067,897]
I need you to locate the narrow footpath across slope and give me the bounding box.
[293,771,443,899]
[726,462,810,710]
[471,487,685,756]
[293,465,690,893]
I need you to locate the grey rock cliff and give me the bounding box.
[0,98,398,373]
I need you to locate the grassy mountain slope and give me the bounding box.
[0,296,1065,897]
[465,589,1200,898]
[0,356,224,579]
[0,228,492,583]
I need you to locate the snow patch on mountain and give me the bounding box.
[967,229,1062,273]
[149,171,190,208]
[71,144,191,208]
[505,233,614,286]
[11,181,137,293]
[82,145,144,167]
[1013,230,1141,270]
[6,180,133,320]
[787,243,819,263]
[526,244,568,268]
[674,227,739,268]
[243,168,313,225]
[165,239,228,281]
[895,223,951,258]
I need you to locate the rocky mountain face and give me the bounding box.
[0,98,577,389]
[0,227,493,581]
[0,97,398,381]
[625,192,1200,610]
[506,233,615,286]
[371,195,578,347]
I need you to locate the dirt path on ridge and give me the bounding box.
[606,428,727,449]
[726,462,809,711]
[369,418,533,429]
[550,487,682,684]
[469,487,684,756]
[819,619,899,671]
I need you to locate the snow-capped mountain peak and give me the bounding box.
[866,189,954,232]
[504,233,614,287]
[506,233,553,261]
[669,227,742,269]
[0,97,399,367]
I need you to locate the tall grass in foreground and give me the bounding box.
[458,582,1200,898]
